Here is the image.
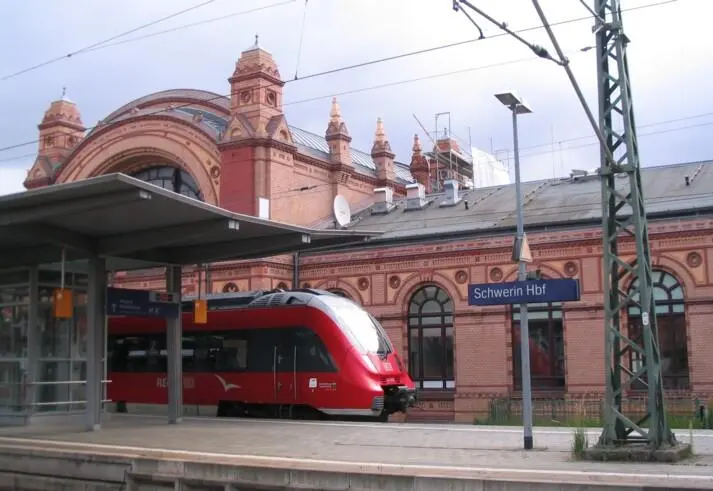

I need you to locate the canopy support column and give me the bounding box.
[86,256,106,431]
[166,265,183,424]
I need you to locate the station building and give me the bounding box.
[15,38,713,423]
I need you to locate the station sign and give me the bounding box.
[106,287,180,318]
[467,278,580,306]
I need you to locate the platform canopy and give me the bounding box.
[0,173,381,271]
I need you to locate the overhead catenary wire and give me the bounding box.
[0,0,680,155]
[1,0,223,81]
[293,0,310,80]
[79,0,297,56]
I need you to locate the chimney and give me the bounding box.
[404,182,427,210]
[439,179,461,207]
[371,186,395,214]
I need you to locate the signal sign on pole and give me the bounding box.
[511,233,533,263]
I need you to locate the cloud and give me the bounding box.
[0,166,28,196]
[0,0,711,194]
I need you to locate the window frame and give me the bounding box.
[130,165,203,201]
[510,301,565,391]
[626,269,688,390]
[406,284,455,391]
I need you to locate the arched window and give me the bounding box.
[407,285,454,390]
[130,166,203,201]
[511,301,565,391]
[627,269,688,390]
[327,289,352,300]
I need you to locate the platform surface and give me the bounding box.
[0,414,712,488]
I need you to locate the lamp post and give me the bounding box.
[495,91,534,451]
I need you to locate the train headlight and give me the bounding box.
[361,354,377,372]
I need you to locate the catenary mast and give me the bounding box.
[451,0,676,448]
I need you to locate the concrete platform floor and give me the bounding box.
[0,414,712,488]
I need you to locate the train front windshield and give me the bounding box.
[320,295,392,355]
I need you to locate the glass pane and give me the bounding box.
[407,316,419,327]
[422,327,445,379]
[444,314,453,325]
[71,362,87,411]
[653,287,668,302]
[445,327,454,380]
[39,305,72,359]
[424,286,437,299]
[551,309,562,320]
[669,286,684,301]
[435,288,449,303]
[420,315,442,326]
[672,304,685,313]
[412,289,426,305]
[528,310,550,320]
[629,307,641,316]
[443,299,454,313]
[0,361,25,413]
[421,300,442,315]
[36,361,71,412]
[72,307,87,359]
[0,302,29,358]
[408,302,419,315]
[409,329,420,379]
[660,272,678,289]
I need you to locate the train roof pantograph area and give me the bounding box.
[0,173,381,271]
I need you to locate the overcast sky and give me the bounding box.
[0,0,710,196]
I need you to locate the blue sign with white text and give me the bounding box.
[106,287,180,318]
[467,279,580,306]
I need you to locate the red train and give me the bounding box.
[107,288,417,421]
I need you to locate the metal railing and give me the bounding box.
[0,379,112,411]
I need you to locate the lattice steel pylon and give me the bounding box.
[452,0,679,449]
[594,0,675,448]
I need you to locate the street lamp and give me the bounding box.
[495,91,534,451]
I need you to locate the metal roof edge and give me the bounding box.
[300,207,713,256]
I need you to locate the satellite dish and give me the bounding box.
[333,194,352,227]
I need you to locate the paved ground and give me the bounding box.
[0,414,711,477]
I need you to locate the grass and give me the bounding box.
[571,426,589,459]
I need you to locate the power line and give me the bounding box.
[0,0,679,155]
[1,0,222,81]
[80,0,297,56]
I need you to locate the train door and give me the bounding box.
[272,329,296,407]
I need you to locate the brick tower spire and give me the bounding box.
[410,133,431,192]
[24,88,86,189]
[371,117,395,183]
[325,97,352,167]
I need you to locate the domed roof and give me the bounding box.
[103,89,230,124]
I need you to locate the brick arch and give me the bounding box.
[395,272,460,315]
[55,118,220,205]
[620,255,693,299]
[501,262,564,283]
[312,279,364,304]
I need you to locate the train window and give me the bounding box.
[294,327,337,372]
[108,334,166,372]
[320,295,391,355]
[107,327,337,374]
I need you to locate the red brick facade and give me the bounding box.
[23,41,713,423]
